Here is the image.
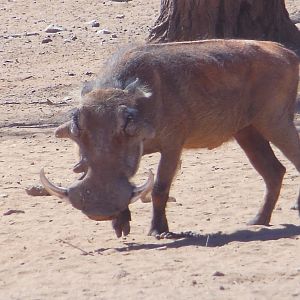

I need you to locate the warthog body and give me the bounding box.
[41,39,300,237]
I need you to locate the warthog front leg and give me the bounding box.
[148,147,182,236]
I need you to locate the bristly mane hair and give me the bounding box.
[81,44,143,96]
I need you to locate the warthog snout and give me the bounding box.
[40,168,154,220]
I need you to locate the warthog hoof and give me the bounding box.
[112,208,131,238]
[148,214,169,236]
[247,214,271,226]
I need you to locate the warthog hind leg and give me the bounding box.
[235,126,286,225]
[258,119,300,217]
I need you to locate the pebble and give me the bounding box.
[116,14,125,19]
[25,185,50,196]
[111,34,117,38]
[3,209,25,216]
[114,270,129,279]
[64,35,77,43]
[44,24,65,33]
[0,194,8,198]
[97,29,111,35]
[25,32,39,37]
[41,37,52,44]
[213,271,225,277]
[87,20,100,27]
[9,33,22,38]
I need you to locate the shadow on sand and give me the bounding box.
[95,224,300,253]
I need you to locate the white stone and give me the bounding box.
[44,24,65,33]
[97,29,111,34]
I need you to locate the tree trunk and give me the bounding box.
[148,0,300,52]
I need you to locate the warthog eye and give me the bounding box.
[117,105,138,136]
[124,111,138,136]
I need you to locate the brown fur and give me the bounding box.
[55,39,300,237]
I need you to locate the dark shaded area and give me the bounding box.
[94,224,300,253]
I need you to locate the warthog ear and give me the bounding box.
[117,105,155,139]
[124,78,152,99]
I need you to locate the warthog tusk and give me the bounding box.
[73,157,88,173]
[130,169,154,204]
[40,168,69,200]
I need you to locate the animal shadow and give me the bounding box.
[95,224,300,253]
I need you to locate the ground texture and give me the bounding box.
[1,1,300,299]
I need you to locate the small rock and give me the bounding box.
[114,270,129,279]
[25,32,39,37]
[168,196,176,202]
[25,185,50,196]
[213,271,225,277]
[140,195,151,203]
[0,194,8,198]
[9,33,23,38]
[219,286,225,290]
[87,20,100,27]
[44,24,65,33]
[116,14,125,19]
[85,71,94,76]
[41,37,52,44]
[46,99,54,105]
[111,34,117,38]
[3,209,25,216]
[97,29,111,35]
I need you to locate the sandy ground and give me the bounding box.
[1,1,300,299]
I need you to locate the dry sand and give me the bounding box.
[1,1,300,299]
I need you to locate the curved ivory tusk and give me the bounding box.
[40,168,69,200]
[130,169,154,204]
[73,158,87,173]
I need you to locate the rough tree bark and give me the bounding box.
[148,0,300,52]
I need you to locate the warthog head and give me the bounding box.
[41,79,155,221]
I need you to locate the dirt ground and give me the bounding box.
[1,1,300,299]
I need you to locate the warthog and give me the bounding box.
[41,39,300,238]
